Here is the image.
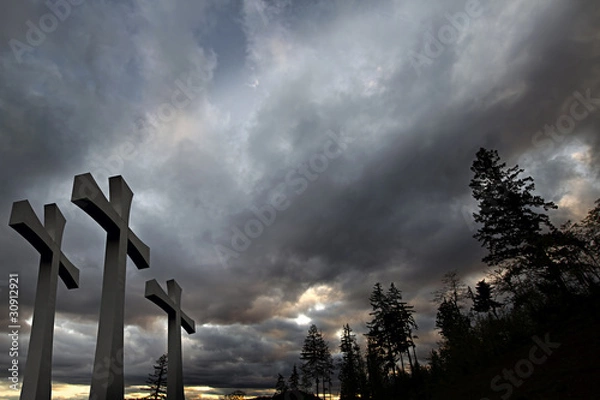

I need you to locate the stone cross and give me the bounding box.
[71,173,150,400]
[145,279,196,400]
[9,201,79,400]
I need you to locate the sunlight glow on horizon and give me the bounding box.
[1,384,228,400]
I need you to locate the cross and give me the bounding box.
[9,201,79,400]
[145,279,196,400]
[71,173,150,400]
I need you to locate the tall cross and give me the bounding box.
[9,201,79,400]
[145,279,196,400]
[71,173,150,400]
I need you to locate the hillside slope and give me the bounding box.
[431,301,600,400]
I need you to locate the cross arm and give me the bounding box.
[181,311,196,334]
[167,279,195,334]
[58,254,79,289]
[145,279,195,334]
[128,229,150,269]
[71,173,120,232]
[145,279,175,315]
[9,200,53,257]
[9,201,79,289]
[45,204,79,288]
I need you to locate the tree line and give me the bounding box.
[273,147,600,399]
[275,280,420,400]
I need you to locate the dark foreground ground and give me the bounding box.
[429,301,600,400]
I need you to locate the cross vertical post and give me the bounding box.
[71,173,150,400]
[9,201,79,400]
[145,279,195,400]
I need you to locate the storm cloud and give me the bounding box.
[1,0,599,398]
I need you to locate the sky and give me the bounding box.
[1,0,599,398]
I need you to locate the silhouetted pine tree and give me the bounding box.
[575,198,600,283]
[470,279,502,318]
[366,283,395,377]
[386,283,418,374]
[338,324,366,400]
[288,364,300,391]
[366,282,419,380]
[469,147,570,302]
[300,368,312,393]
[354,339,369,399]
[365,336,385,400]
[144,354,167,400]
[555,199,600,292]
[275,373,288,394]
[434,272,473,375]
[300,324,334,399]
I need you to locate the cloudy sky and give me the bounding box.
[1,0,599,398]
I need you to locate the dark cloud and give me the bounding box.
[1,0,599,398]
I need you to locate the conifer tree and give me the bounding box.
[275,373,288,394]
[339,324,366,400]
[557,199,600,290]
[366,283,393,376]
[365,336,385,400]
[434,272,473,375]
[288,364,300,391]
[366,283,418,378]
[144,354,167,400]
[300,324,334,399]
[471,279,501,318]
[387,283,417,374]
[469,147,569,299]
